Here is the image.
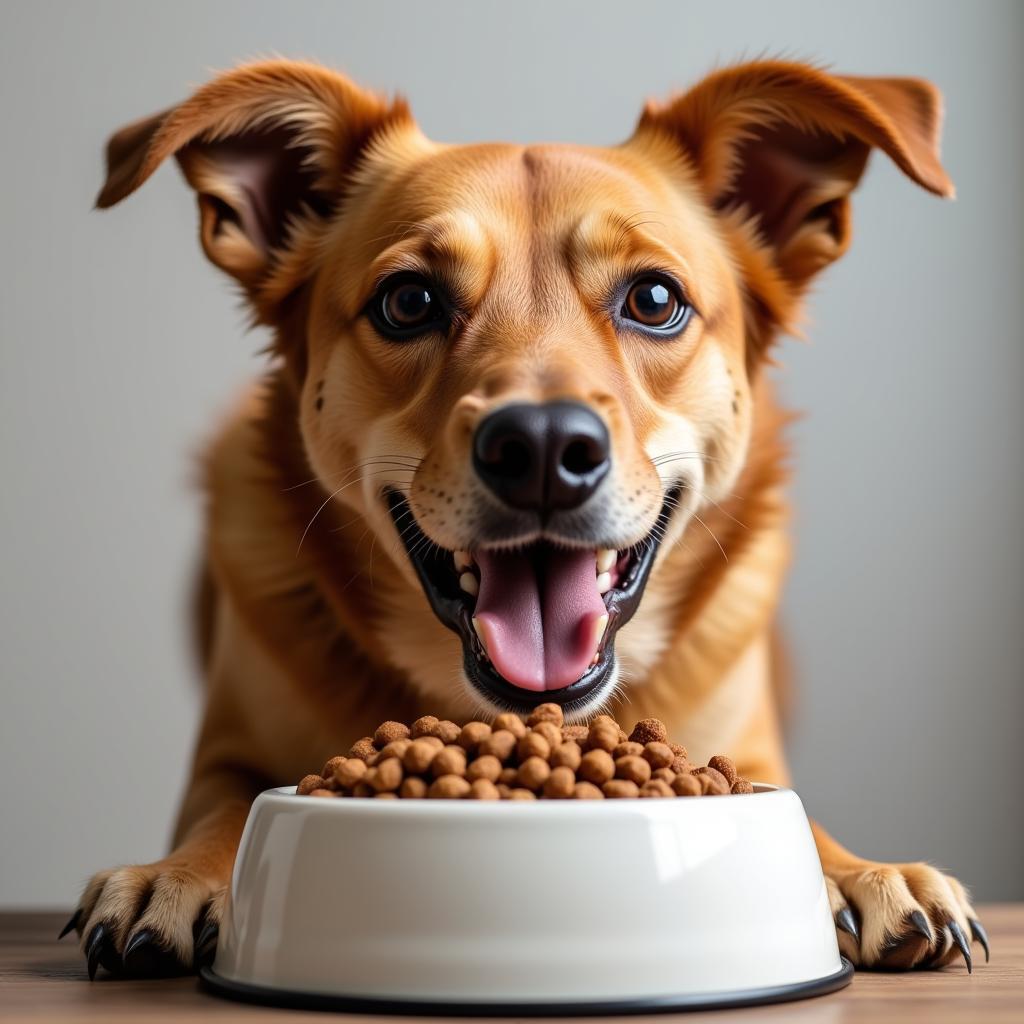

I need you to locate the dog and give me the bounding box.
[65,57,987,979]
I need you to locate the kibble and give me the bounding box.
[321,756,347,780]
[526,702,563,727]
[297,774,324,795]
[550,740,582,771]
[431,720,461,745]
[468,779,501,800]
[297,715,756,800]
[516,756,551,791]
[532,720,563,751]
[378,739,411,761]
[643,742,674,769]
[457,721,492,752]
[613,741,644,759]
[517,731,551,762]
[603,779,640,799]
[708,755,738,786]
[400,776,428,799]
[543,765,576,798]
[578,748,615,785]
[629,718,668,745]
[466,754,502,783]
[672,773,702,797]
[431,745,467,778]
[403,737,440,774]
[348,737,376,761]
[374,721,410,747]
[586,720,619,753]
[692,765,730,794]
[480,730,517,761]
[492,712,527,738]
[640,779,674,798]
[371,756,403,792]
[411,715,439,738]
[429,774,471,799]
[615,755,651,786]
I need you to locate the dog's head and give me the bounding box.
[99,60,951,718]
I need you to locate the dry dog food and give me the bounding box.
[295,708,756,800]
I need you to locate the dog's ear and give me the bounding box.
[96,60,411,318]
[634,61,953,293]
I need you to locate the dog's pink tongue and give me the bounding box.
[474,547,606,691]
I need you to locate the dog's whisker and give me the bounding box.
[295,467,418,554]
[690,510,728,563]
[282,455,421,492]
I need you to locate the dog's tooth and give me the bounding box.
[596,571,612,594]
[596,548,616,573]
[454,550,473,571]
[459,572,479,597]
[472,617,490,658]
[592,613,609,650]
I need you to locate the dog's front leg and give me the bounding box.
[812,820,989,971]
[63,589,286,978]
[63,768,259,979]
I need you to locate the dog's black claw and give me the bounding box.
[908,909,934,943]
[122,928,181,978]
[969,918,990,963]
[948,920,972,974]
[835,906,859,942]
[85,923,114,981]
[58,909,81,940]
[194,920,219,968]
[122,928,191,978]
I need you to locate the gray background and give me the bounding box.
[1,0,1021,906]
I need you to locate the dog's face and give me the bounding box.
[99,60,950,717]
[300,137,749,714]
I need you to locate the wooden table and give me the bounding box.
[1,907,1021,1022]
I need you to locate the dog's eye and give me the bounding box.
[368,274,448,339]
[621,277,692,335]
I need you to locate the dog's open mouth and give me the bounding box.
[386,489,679,711]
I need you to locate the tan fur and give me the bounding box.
[75,58,980,975]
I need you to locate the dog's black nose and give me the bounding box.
[472,401,611,512]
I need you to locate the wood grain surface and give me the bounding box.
[1,906,1020,1022]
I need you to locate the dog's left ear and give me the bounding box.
[96,60,412,320]
[634,61,953,292]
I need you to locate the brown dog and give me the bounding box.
[67,58,986,979]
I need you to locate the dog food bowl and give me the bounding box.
[201,784,852,1014]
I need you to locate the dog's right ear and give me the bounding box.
[96,60,412,319]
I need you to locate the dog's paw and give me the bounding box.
[825,863,989,971]
[60,863,228,979]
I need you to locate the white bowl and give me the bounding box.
[202,784,851,1013]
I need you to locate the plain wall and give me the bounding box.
[1,0,1021,906]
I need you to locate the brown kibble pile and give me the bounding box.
[296,707,757,800]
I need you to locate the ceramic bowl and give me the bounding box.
[202,784,851,1014]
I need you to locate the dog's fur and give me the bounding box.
[72,59,982,976]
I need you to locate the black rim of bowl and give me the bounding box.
[200,957,854,1016]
